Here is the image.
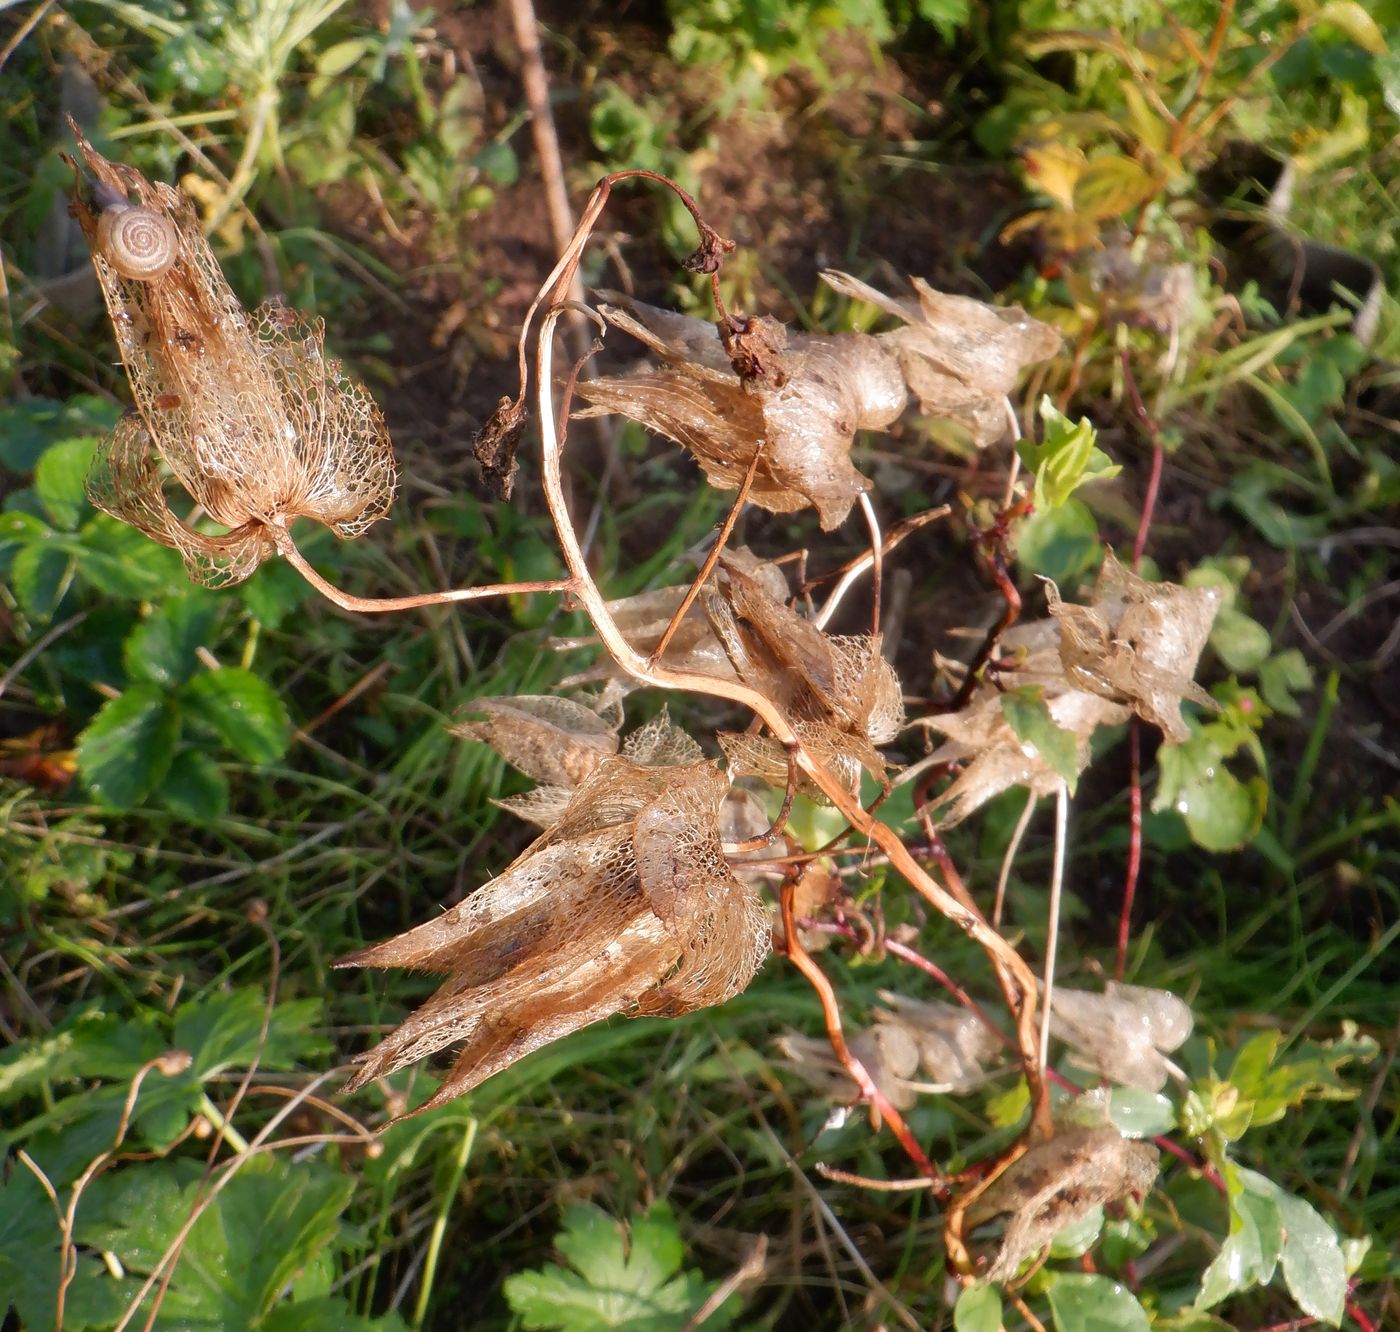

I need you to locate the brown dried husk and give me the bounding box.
[69,129,396,586]
[337,756,769,1116]
[1050,982,1194,1092]
[776,1023,923,1110]
[1045,550,1222,743]
[821,270,1061,446]
[451,695,620,788]
[874,991,1003,1093]
[575,296,908,529]
[966,1126,1160,1281]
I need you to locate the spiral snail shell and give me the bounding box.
[97,203,179,282]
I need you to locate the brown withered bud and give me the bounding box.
[874,991,1003,1093]
[67,123,396,587]
[1044,551,1222,743]
[821,270,1060,446]
[1050,982,1194,1092]
[575,293,907,529]
[966,1126,1159,1282]
[336,755,769,1117]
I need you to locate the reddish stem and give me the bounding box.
[1346,1296,1378,1332]
[1118,351,1165,977]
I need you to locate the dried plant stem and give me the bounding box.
[995,789,1038,928]
[776,875,938,1177]
[1119,349,1165,978]
[647,438,765,669]
[727,743,799,853]
[811,505,948,630]
[534,302,1051,1140]
[272,523,574,613]
[859,492,883,639]
[1040,786,1069,1073]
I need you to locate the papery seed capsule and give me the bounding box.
[155,393,182,411]
[97,204,179,281]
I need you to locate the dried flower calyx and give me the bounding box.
[67,124,397,587]
[821,270,1061,446]
[575,292,907,529]
[338,753,769,1116]
[1045,550,1222,744]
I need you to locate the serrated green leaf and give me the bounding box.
[1001,686,1080,791]
[125,596,218,688]
[263,1297,412,1331]
[67,514,186,599]
[1046,1272,1150,1331]
[504,1202,734,1331]
[172,989,328,1077]
[11,540,72,617]
[182,667,291,764]
[954,1281,1002,1332]
[76,684,180,807]
[1210,609,1272,673]
[79,1156,354,1326]
[34,437,98,531]
[157,748,229,819]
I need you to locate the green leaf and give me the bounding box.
[1274,1184,1347,1326]
[173,989,329,1078]
[124,596,218,688]
[1001,686,1080,791]
[156,749,229,819]
[1210,609,1272,673]
[263,1298,412,1331]
[1016,497,1101,584]
[1018,399,1120,512]
[0,395,121,471]
[1046,1273,1151,1332]
[1105,1087,1176,1138]
[239,555,312,628]
[504,1202,735,1331]
[11,540,72,617]
[34,437,98,530]
[1071,155,1158,220]
[1258,649,1313,717]
[954,1282,1003,1332]
[67,514,186,599]
[76,684,180,807]
[79,1156,354,1326]
[182,667,291,764]
[1314,1,1387,54]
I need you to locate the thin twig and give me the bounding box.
[995,790,1038,928]
[1040,786,1069,1073]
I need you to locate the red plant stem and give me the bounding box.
[1346,1296,1378,1332]
[778,878,939,1181]
[1117,350,1165,978]
[1117,720,1143,980]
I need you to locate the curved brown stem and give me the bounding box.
[272,523,575,613]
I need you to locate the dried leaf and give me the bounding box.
[1050,982,1194,1092]
[338,756,768,1116]
[777,1023,922,1110]
[576,295,907,529]
[822,270,1061,446]
[68,125,396,586]
[967,1126,1160,1281]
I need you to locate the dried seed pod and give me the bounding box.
[337,757,768,1117]
[1045,551,1222,743]
[821,270,1060,445]
[576,295,907,529]
[966,1126,1159,1281]
[67,124,396,586]
[1050,982,1194,1092]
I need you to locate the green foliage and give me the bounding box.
[1017,398,1121,513]
[503,1203,738,1331]
[1001,686,1080,792]
[1044,1273,1150,1332]
[953,1282,1002,1331]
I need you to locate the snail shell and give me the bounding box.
[97,204,179,281]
